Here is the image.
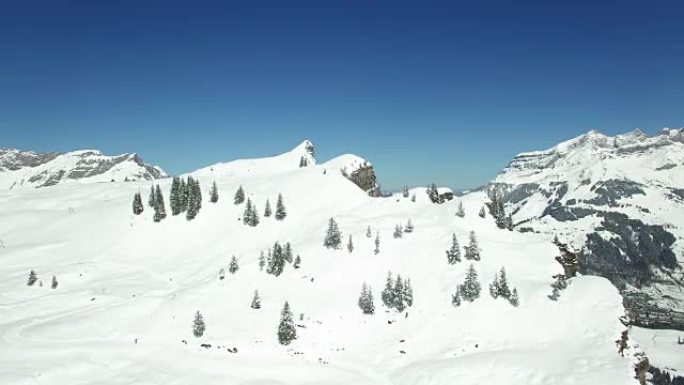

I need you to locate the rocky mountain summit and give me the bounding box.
[490,128,684,330]
[0,148,167,189]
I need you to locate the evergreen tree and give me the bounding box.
[323,218,342,249]
[381,272,394,308]
[283,242,293,263]
[234,186,245,205]
[374,232,380,255]
[347,235,354,253]
[51,275,58,289]
[219,267,226,280]
[192,311,206,337]
[258,251,266,271]
[132,192,144,215]
[402,185,409,198]
[229,256,239,274]
[264,199,272,217]
[393,224,403,239]
[366,225,372,238]
[267,242,286,276]
[209,181,219,203]
[404,278,413,307]
[358,283,375,315]
[277,301,297,345]
[411,193,416,202]
[251,290,261,309]
[478,206,486,218]
[243,198,259,226]
[446,233,462,264]
[275,194,287,220]
[153,185,167,222]
[464,231,481,261]
[427,183,441,203]
[148,184,156,208]
[456,201,465,218]
[496,267,511,298]
[186,178,202,221]
[393,275,406,312]
[459,264,481,302]
[293,254,301,269]
[178,178,187,212]
[489,274,500,299]
[170,177,181,215]
[249,203,260,227]
[404,219,414,233]
[509,287,520,307]
[451,287,462,307]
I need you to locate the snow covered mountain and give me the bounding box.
[490,128,684,331]
[0,148,167,189]
[0,140,644,384]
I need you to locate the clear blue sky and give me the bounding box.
[2,0,683,190]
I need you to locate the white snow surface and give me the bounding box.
[0,142,638,384]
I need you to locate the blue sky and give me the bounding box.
[2,0,683,190]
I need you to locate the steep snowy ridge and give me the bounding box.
[0,148,167,189]
[488,128,684,375]
[0,142,637,385]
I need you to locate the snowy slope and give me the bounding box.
[0,148,167,189]
[0,141,638,385]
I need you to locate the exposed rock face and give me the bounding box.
[489,128,684,330]
[0,148,167,189]
[323,154,382,197]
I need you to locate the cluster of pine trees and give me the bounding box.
[169,177,204,220]
[243,198,260,226]
[261,241,295,277]
[392,219,414,239]
[358,283,375,314]
[488,267,519,306]
[324,218,342,249]
[240,190,287,227]
[446,231,481,264]
[381,272,414,312]
[452,264,481,306]
[486,189,512,230]
[26,270,58,289]
[144,184,167,222]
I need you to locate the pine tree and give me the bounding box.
[170,177,181,215]
[489,274,500,299]
[264,199,272,217]
[464,231,481,261]
[267,242,286,276]
[381,271,394,308]
[404,278,413,307]
[229,256,239,274]
[275,194,287,220]
[234,186,245,205]
[277,301,297,345]
[293,254,301,269]
[192,311,206,337]
[323,218,342,249]
[209,181,219,203]
[374,232,380,255]
[366,225,372,238]
[347,235,354,253]
[497,267,511,298]
[427,183,440,203]
[153,185,167,222]
[451,287,462,307]
[411,193,416,202]
[456,201,465,218]
[148,184,156,208]
[393,224,403,239]
[404,219,414,233]
[51,275,58,289]
[509,287,520,307]
[283,242,293,263]
[258,251,266,271]
[249,203,260,227]
[243,198,258,226]
[179,178,188,212]
[358,283,375,315]
[393,275,406,312]
[402,185,409,198]
[478,206,486,218]
[186,178,202,221]
[446,233,462,264]
[459,264,481,302]
[251,290,261,309]
[132,192,144,215]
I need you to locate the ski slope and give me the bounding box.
[0,142,638,384]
